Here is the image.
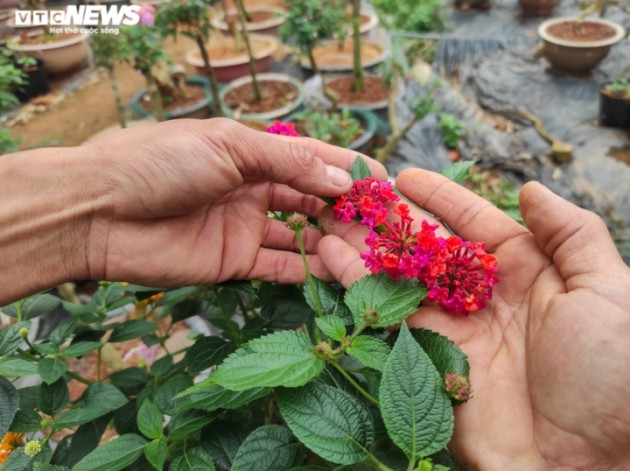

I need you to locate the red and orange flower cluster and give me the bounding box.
[333,178,499,316]
[265,120,300,137]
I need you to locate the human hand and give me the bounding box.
[79,118,387,288]
[318,168,630,470]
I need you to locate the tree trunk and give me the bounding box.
[143,70,166,122]
[196,35,224,117]
[107,66,127,128]
[350,0,364,93]
[236,0,261,100]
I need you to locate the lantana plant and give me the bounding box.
[0,149,496,468]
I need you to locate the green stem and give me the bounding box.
[330,361,379,407]
[196,34,224,117]
[16,300,24,323]
[295,228,324,318]
[363,452,394,471]
[236,0,260,100]
[215,288,242,345]
[350,0,364,93]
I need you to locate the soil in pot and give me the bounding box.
[546,21,616,42]
[224,10,279,25]
[138,82,208,114]
[326,76,389,106]
[305,39,385,71]
[224,80,298,114]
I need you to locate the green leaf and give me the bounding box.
[144,436,167,471]
[137,400,163,439]
[176,384,270,413]
[1,378,22,435]
[50,317,78,347]
[201,421,243,470]
[0,358,38,377]
[232,425,297,471]
[53,383,128,429]
[9,409,42,433]
[32,342,59,356]
[168,410,216,439]
[109,320,156,342]
[344,274,426,328]
[185,336,233,375]
[72,433,147,471]
[108,367,149,395]
[409,328,469,377]
[314,316,346,341]
[1,446,52,471]
[60,341,103,358]
[154,374,192,415]
[64,414,112,467]
[38,377,69,415]
[276,382,374,465]
[32,463,70,471]
[10,293,61,320]
[38,357,68,384]
[349,156,372,181]
[439,161,475,184]
[150,354,173,378]
[170,446,215,471]
[0,321,30,356]
[211,330,323,390]
[303,277,352,324]
[380,323,453,459]
[346,336,391,372]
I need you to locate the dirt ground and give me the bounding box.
[8,35,201,149]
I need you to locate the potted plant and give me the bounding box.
[537,16,626,75]
[90,31,132,129]
[599,77,630,129]
[156,0,225,117]
[211,2,287,37]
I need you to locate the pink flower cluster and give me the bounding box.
[333,178,499,316]
[266,120,300,137]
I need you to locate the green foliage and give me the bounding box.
[439,113,465,149]
[0,47,34,115]
[121,24,170,73]
[372,0,445,33]
[155,0,214,41]
[90,31,131,69]
[0,129,21,156]
[300,108,362,148]
[604,77,630,97]
[0,159,469,470]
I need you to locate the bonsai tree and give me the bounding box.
[156,0,224,117]
[0,48,34,155]
[349,0,364,93]
[90,32,132,128]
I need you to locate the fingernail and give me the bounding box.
[326,165,352,187]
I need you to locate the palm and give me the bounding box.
[320,168,630,470]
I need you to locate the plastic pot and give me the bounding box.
[13,58,50,102]
[599,83,630,129]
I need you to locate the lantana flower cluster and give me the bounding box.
[266,120,300,137]
[333,178,499,316]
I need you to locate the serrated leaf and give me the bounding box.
[349,156,372,181]
[409,328,469,377]
[211,330,323,390]
[0,321,30,356]
[1,446,52,471]
[109,319,156,342]
[345,274,426,328]
[154,374,192,415]
[108,367,149,395]
[232,425,297,471]
[53,383,128,429]
[347,336,391,372]
[303,277,352,324]
[137,400,163,439]
[38,357,68,384]
[439,161,475,184]
[176,384,270,413]
[168,410,216,439]
[314,316,346,341]
[185,336,233,375]
[33,463,70,471]
[38,377,69,415]
[276,382,374,465]
[32,342,57,356]
[380,323,453,459]
[144,436,167,471]
[0,358,38,377]
[201,421,243,471]
[63,414,112,467]
[60,341,103,358]
[50,317,78,347]
[170,446,215,471]
[150,354,173,378]
[10,293,61,320]
[9,409,42,433]
[0,376,19,438]
[72,433,147,471]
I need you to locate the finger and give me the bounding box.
[223,119,387,197]
[319,206,372,252]
[396,168,526,251]
[262,218,322,254]
[268,185,327,218]
[318,234,371,288]
[519,181,625,287]
[245,249,334,284]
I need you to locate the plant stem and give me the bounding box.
[295,228,323,318]
[143,70,166,122]
[215,288,243,346]
[350,0,364,93]
[330,361,379,407]
[236,0,261,100]
[106,66,127,128]
[363,452,395,471]
[375,116,418,164]
[195,34,224,117]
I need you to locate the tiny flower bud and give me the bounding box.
[23,440,41,457]
[19,327,29,339]
[362,308,380,326]
[313,341,334,361]
[444,373,472,403]
[285,213,308,231]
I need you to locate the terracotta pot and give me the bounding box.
[518,0,557,16]
[185,34,278,83]
[8,32,90,75]
[130,76,214,120]
[299,39,388,75]
[220,72,304,121]
[537,17,626,74]
[211,6,286,37]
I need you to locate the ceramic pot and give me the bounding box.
[130,76,214,120]
[599,82,630,129]
[8,31,90,75]
[299,39,388,77]
[537,17,626,74]
[185,34,278,83]
[518,0,557,16]
[211,6,286,37]
[220,72,304,121]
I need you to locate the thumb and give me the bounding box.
[520,181,624,287]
